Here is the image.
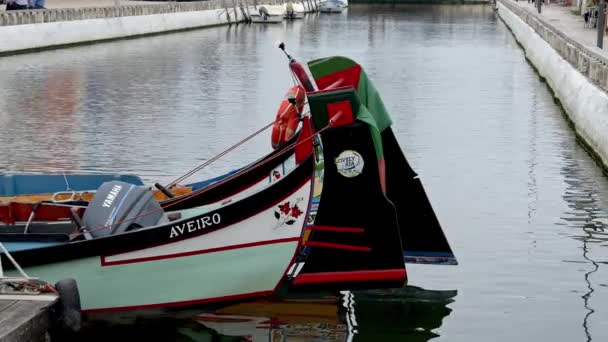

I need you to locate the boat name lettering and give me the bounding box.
[169,213,221,238]
[102,184,123,208]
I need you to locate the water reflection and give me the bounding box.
[560,145,608,342]
[6,3,608,340]
[79,286,456,341]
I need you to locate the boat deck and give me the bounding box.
[0,300,53,342]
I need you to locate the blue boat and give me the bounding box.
[0,174,144,197]
[0,171,239,197]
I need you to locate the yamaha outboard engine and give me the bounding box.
[83,181,163,238]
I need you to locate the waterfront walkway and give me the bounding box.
[44,0,165,8]
[0,300,53,342]
[511,1,608,60]
[1,0,165,11]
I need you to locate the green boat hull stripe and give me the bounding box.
[13,241,299,311]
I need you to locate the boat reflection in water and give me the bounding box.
[79,286,456,341]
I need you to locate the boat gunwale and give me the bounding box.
[1,156,314,269]
[159,132,299,209]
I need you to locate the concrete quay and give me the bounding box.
[349,0,489,3]
[0,0,318,55]
[497,0,608,172]
[0,0,166,11]
[0,300,53,342]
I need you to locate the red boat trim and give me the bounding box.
[303,241,371,252]
[206,173,269,206]
[327,101,355,127]
[100,237,300,267]
[161,148,298,210]
[291,269,406,285]
[162,167,272,208]
[306,225,364,233]
[325,78,345,90]
[295,116,314,164]
[82,290,273,314]
[315,65,362,92]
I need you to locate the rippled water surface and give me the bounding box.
[2,4,608,341]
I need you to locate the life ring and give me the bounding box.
[271,85,306,149]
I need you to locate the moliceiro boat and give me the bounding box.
[2,141,314,313]
[0,48,456,313]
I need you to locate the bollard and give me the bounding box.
[233,0,239,23]
[598,0,606,48]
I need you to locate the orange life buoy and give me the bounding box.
[271,85,306,149]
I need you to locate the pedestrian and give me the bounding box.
[27,0,44,9]
[5,0,29,10]
[286,1,295,17]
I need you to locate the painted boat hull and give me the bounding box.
[23,238,301,312]
[3,158,314,312]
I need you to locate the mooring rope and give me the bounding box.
[165,120,275,189]
[73,118,332,239]
[72,58,319,237]
[62,173,72,192]
[166,97,310,189]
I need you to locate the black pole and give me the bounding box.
[598,0,606,48]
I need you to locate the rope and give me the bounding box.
[0,241,30,279]
[165,120,275,189]
[73,120,332,239]
[166,97,311,189]
[62,173,72,192]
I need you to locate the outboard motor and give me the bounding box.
[82,181,163,238]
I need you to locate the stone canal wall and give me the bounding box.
[349,0,489,3]
[497,0,608,171]
[0,0,317,55]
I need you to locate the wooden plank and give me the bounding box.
[0,300,53,342]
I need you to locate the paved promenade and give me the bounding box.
[44,0,166,8]
[1,0,166,11]
[511,1,608,60]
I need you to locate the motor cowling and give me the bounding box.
[271,85,306,149]
[82,181,163,238]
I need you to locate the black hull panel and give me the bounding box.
[297,122,406,289]
[382,128,457,265]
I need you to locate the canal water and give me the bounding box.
[1,4,608,341]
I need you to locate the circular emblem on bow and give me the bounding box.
[335,150,364,178]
